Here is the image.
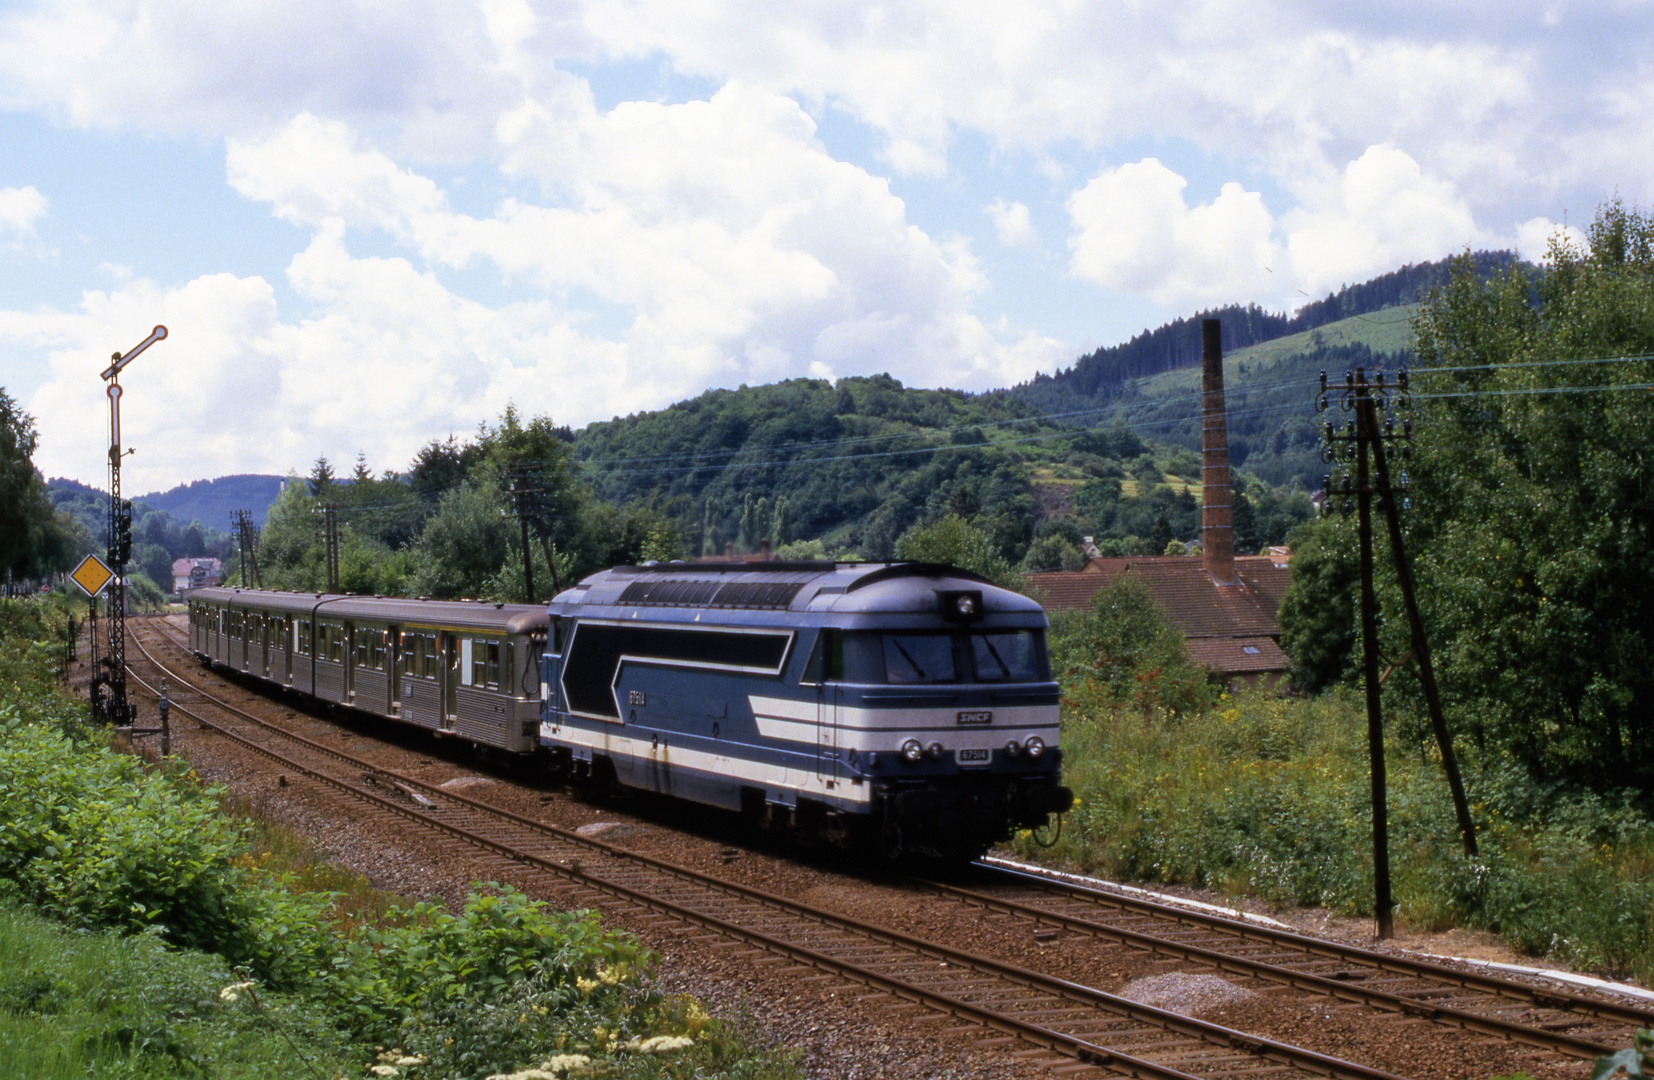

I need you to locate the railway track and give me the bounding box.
[123,617,1413,1080]
[123,614,1647,1078]
[912,864,1654,1061]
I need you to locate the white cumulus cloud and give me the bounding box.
[1066,159,1278,308]
[1283,144,1486,297]
[0,185,48,254]
[984,199,1035,248]
[1066,146,1497,310]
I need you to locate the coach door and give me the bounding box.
[388,625,402,714]
[441,632,459,723]
[260,615,272,678]
[814,634,842,782]
[343,621,356,703]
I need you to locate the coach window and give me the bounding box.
[422,635,439,680]
[297,620,311,656]
[367,629,386,671]
[472,638,502,690]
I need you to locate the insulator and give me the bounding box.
[1402,496,1413,511]
[1323,422,1334,442]
[1316,393,1329,413]
[1397,368,1409,390]
[1400,444,1412,459]
[1319,371,1328,392]
[1322,474,1331,492]
[1404,418,1413,438]
[1343,498,1355,514]
[1346,370,1355,389]
[1398,471,1410,488]
[1345,420,1356,439]
[1384,416,1395,437]
[1375,370,1386,388]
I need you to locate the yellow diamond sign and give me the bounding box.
[70,553,115,598]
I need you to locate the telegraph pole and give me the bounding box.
[99,324,166,726]
[1317,365,1478,939]
[504,463,540,603]
[232,509,262,588]
[318,504,340,592]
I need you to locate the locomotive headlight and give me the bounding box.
[900,739,924,764]
[1004,740,1021,758]
[1024,736,1046,759]
[955,595,976,617]
[925,742,944,760]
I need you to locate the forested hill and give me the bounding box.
[137,473,286,533]
[573,375,1058,560]
[1012,251,1525,413]
[570,371,1314,567]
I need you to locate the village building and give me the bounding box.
[171,557,225,593]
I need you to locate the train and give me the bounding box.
[188,561,1073,861]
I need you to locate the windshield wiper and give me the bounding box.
[891,638,927,680]
[979,636,1012,679]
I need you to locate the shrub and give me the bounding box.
[1032,685,1654,983]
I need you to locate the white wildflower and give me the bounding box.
[218,980,256,1003]
[635,1035,694,1054]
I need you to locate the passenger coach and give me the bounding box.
[188,588,547,753]
[543,562,1073,860]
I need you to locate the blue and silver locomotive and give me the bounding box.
[541,561,1073,861]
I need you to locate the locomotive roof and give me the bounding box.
[554,561,1045,618]
[189,588,549,635]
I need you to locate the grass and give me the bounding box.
[0,903,353,1080]
[1021,685,1654,984]
[0,595,804,1080]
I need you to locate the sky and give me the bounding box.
[0,1,1642,495]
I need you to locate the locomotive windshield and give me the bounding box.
[819,629,1050,684]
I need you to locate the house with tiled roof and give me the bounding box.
[1028,320,1294,686]
[1029,553,1291,683]
[171,557,225,593]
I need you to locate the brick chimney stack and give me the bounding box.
[1201,318,1237,585]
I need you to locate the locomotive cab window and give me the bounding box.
[829,630,1050,685]
[882,634,956,684]
[970,631,1046,682]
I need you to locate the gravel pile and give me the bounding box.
[1118,973,1256,1016]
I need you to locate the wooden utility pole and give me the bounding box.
[1366,398,1478,857]
[1353,385,1394,939]
[1319,365,1480,939]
